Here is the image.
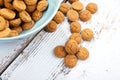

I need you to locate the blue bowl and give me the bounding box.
[0,0,62,41]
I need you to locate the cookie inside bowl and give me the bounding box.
[0,0,62,41]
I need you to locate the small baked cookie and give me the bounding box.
[53,11,64,24]
[9,30,18,37]
[86,3,98,14]
[19,11,32,22]
[76,47,89,60]
[12,26,22,34]
[67,10,79,21]
[13,0,26,12]
[69,33,82,44]
[37,0,48,12]
[0,8,16,19]
[54,45,67,58]
[22,20,35,30]
[72,1,83,11]
[81,28,94,41]
[32,10,43,22]
[26,4,36,13]
[79,10,92,22]
[70,21,81,33]
[4,2,14,10]
[64,55,77,68]
[59,3,70,14]
[9,18,22,27]
[44,20,57,32]
[0,28,11,38]
[68,0,78,3]
[65,39,78,55]
[0,16,6,30]
[24,0,37,6]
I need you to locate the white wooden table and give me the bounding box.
[0,0,120,80]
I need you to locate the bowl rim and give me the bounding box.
[0,0,61,41]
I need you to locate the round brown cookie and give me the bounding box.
[22,20,35,30]
[53,11,64,24]
[81,28,94,41]
[68,0,78,3]
[32,10,43,22]
[69,33,82,44]
[0,16,6,30]
[26,4,36,13]
[37,0,48,12]
[70,21,81,33]
[44,20,57,32]
[65,39,78,55]
[72,1,83,11]
[67,9,79,21]
[13,0,26,12]
[64,55,77,68]
[86,2,98,14]
[0,28,11,38]
[0,8,16,19]
[79,10,92,22]
[19,11,32,22]
[4,2,14,10]
[12,26,22,34]
[54,45,67,58]
[76,47,89,60]
[59,3,70,14]
[24,0,37,5]
[9,30,18,37]
[9,18,22,27]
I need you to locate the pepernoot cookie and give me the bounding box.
[81,28,94,41]
[86,2,98,14]
[72,1,83,11]
[59,3,70,14]
[65,39,78,55]
[64,55,77,68]
[54,45,67,58]
[0,8,16,19]
[37,0,48,12]
[67,9,79,21]
[69,33,82,44]
[53,11,64,24]
[70,21,81,33]
[76,47,89,60]
[44,20,57,32]
[79,10,92,22]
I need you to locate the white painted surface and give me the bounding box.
[0,0,120,80]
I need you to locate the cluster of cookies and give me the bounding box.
[47,0,98,68]
[0,0,48,38]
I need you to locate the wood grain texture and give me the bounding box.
[1,0,120,80]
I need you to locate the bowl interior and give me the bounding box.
[0,0,61,41]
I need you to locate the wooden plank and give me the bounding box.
[1,0,120,79]
[0,35,36,74]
